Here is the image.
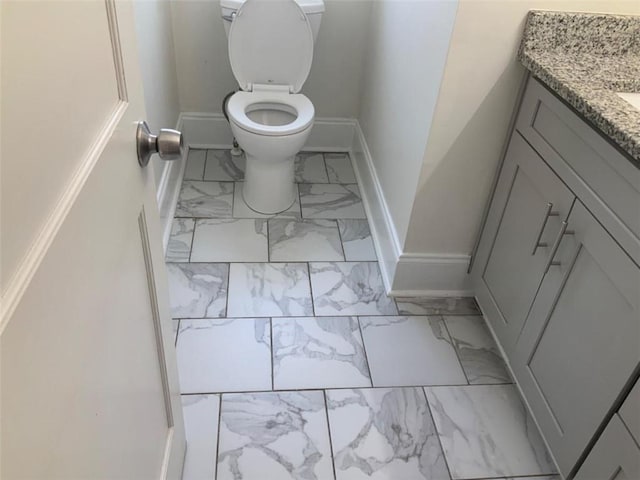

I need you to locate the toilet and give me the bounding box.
[221,0,324,214]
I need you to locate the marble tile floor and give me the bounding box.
[169,149,558,480]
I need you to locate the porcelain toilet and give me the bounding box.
[221,0,324,214]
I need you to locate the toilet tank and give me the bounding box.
[220,0,324,42]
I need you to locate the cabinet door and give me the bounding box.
[512,201,640,477]
[574,415,640,480]
[474,133,575,350]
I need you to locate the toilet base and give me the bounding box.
[242,153,296,214]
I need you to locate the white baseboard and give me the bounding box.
[391,253,472,297]
[157,113,188,254]
[350,121,472,297]
[350,123,402,292]
[180,112,356,151]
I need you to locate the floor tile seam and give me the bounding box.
[172,311,461,320]
[421,386,455,480]
[355,317,374,388]
[214,392,222,480]
[440,315,471,386]
[179,382,515,396]
[322,390,339,480]
[333,218,348,262]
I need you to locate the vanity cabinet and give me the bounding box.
[573,415,640,480]
[472,76,640,478]
[477,133,575,350]
[511,200,640,475]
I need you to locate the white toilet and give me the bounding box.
[220,0,324,214]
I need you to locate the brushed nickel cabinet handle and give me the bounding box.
[544,220,575,274]
[532,202,560,255]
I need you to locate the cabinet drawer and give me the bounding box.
[620,378,640,445]
[574,415,640,480]
[516,77,640,262]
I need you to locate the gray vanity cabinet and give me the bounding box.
[511,200,640,475]
[472,75,640,478]
[573,415,639,480]
[473,132,575,351]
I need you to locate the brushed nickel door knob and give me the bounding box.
[136,121,184,167]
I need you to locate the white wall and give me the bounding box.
[403,0,640,260]
[170,0,372,118]
[357,0,458,250]
[133,0,181,188]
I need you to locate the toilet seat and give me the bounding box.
[227,90,314,136]
[228,0,313,93]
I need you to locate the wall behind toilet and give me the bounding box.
[170,0,372,118]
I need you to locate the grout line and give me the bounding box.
[441,315,471,386]
[266,217,271,263]
[321,153,332,184]
[269,318,275,391]
[214,392,223,480]
[421,387,455,480]
[223,263,230,318]
[177,382,501,396]
[187,219,197,263]
[356,316,374,388]
[174,319,180,347]
[307,262,316,316]
[334,219,347,262]
[323,390,338,480]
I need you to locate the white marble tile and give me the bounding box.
[396,297,480,316]
[176,318,271,393]
[310,262,397,316]
[190,218,268,262]
[166,218,194,262]
[337,219,377,261]
[326,387,449,480]
[272,317,371,390]
[217,391,334,480]
[227,263,313,317]
[444,316,511,385]
[181,394,220,480]
[269,219,344,262]
[300,184,366,219]
[175,181,234,218]
[232,182,302,219]
[167,263,228,318]
[295,152,329,183]
[425,385,557,479]
[204,149,245,181]
[184,149,206,180]
[325,153,356,184]
[360,316,467,387]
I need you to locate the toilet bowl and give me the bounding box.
[227,90,314,213]
[221,0,323,214]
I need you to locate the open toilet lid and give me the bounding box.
[228,0,314,93]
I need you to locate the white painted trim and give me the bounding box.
[158,113,188,253]
[180,112,356,151]
[349,122,402,292]
[350,120,472,297]
[390,252,472,297]
[0,102,128,332]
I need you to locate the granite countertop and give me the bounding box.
[518,11,640,164]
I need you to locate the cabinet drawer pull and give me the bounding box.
[532,202,560,255]
[544,220,575,273]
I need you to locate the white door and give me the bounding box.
[1,1,186,479]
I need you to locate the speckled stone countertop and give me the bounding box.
[518,11,640,165]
